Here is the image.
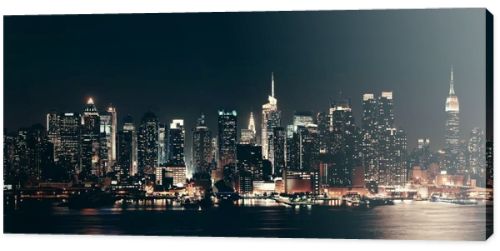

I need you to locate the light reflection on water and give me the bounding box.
[5,199,492,240]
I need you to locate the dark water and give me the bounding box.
[4,199,493,240]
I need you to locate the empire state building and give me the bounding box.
[445,67,460,155]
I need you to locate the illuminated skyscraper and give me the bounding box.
[192,114,212,175]
[99,105,117,174]
[417,138,431,150]
[361,93,379,184]
[468,127,485,186]
[106,106,117,164]
[137,111,159,175]
[57,113,81,176]
[378,92,395,130]
[99,112,112,173]
[293,111,314,130]
[272,127,286,176]
[379,127,407,186]
[46,111,60,162]
[157,123,167,165]
[240,112,257,145]
[361,92,407,186]
[26,124,53,181]
[81,97,101,177]
[285,124,301,171]
[327,99,362,186]
[167,119,185,166]
[215,110,238,181]
[261,73,281,163]
[445,67,460,154]
[444,67,465,175]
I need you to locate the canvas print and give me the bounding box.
[3,9,493,240]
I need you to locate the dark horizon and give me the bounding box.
[4,9,488,152]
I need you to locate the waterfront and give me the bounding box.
[4,199,493,240]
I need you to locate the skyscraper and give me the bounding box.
[444,67,463,174]
[46,111,60,162]
[99,112,112,173]
[137,112,159,175]
[379,127,408,186]
[236,143,263,180]
[272,126,286,176]
[445,67,460,154]
[57,113,81,177]
[240,112,257,145]
[327,99,361,187]
[107,105,117,164]
[192,114,212,175]
[378,92,395,130]
[26,124,54,181]
[261,73,281,164]
[167,119,185,166]
[216,110,238,181]
[293,111,314,130]
[468,127,485,186]
[285,124,301,171]
[297,124,320,171]
[361,93,379,184]
[361,91,407,186]
[81,97,101,178]
[99,105,117,174]
[157,123,167,165]
[118,115,137,177]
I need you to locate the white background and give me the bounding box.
[0,0,498,250]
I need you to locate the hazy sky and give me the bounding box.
[4,9,488,155]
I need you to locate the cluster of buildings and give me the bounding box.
[3,69,492,198]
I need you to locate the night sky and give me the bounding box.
[4,9,488,158]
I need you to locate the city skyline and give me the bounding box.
[3,69,486,182]
[3,9,493,241]
[4,9,487,152]
[2,69,485,173]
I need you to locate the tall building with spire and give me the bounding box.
[261,72,281,165]
[444,67,464,174]
[240,112,257,145]
[445,67,460,154]
[248,112,256,134]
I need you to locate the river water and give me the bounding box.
[4,199,493,240]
